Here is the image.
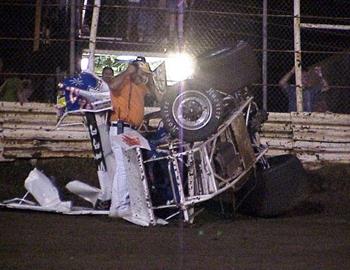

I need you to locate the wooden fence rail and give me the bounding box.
[260,112,350,166]
[0,102,90,159]
[1,102,350,168]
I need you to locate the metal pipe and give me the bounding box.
[262,0,268,111]
[69,0,76,75]
[301,23,350,31]
[293,0,303,112]
[136,148,156,225]
[81,0,88,30]
[33,0,42,52]
[177,0,185,51]
[88,0,101,72]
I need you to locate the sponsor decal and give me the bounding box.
[86,113,107,171]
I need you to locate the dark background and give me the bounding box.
[1,0,350,109]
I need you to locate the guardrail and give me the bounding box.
[260,112,350,167]
[0,102,90,160]
[1,102,350,168]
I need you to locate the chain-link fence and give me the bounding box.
[0,1,71,103]
[268,1,350,113]
[0,0,349,113]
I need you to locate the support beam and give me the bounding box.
[177,0,185,51]
[69,0,76,75]
[262,0,268,111]
[33,0,42,52]
[88,0,101,72]
[301,23,350,31]
[293,0,303,112]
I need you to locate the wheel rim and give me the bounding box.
[172,90,213,131]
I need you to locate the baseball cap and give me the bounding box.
[132,56,152,74]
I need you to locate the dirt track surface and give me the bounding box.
[1,205,350,270]
[1,160,350,270]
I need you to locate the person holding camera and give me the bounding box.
[278,66,329,112]
[106,57,161,218]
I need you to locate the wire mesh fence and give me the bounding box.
[0,0,349,113]
[268,1,350,113]
[0,1,71,103]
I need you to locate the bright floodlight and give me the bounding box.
[81,57,89,71]
[166,53,194,82]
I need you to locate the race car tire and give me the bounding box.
[161,82,224,142]
[238,154,308,217]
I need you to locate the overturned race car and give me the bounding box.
[1,41,308,226]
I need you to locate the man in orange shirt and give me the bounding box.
[107,57,160,217]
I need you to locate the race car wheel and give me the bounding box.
[237,154,308,217]
[161,84,224,142]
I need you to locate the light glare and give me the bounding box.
[165,53,194,82]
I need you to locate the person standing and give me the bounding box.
[0,77,32,104]
[101,66,114,84]
[278,66,328,112]
[107,57,161,217]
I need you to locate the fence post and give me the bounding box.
[88,0,101,72]
[293,0,303,112]
[177,0,185,51]
[33,0,42,52]
[69,0,76,76]
[262,0,268,111]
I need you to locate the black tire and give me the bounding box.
[238,155,308,217]
[161,81,224,142]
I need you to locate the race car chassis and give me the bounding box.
[140,97,267,224]
[1,98,267,226]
